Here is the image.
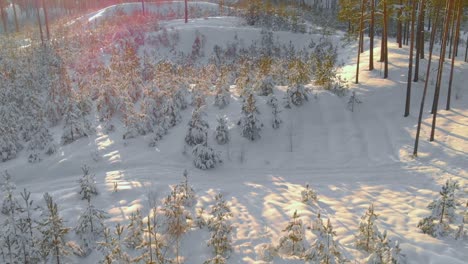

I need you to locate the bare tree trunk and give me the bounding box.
[36,0,44,45]
[446,0,462,110]
[42,0,50,40]
[398,0,403,48]
[383,0,388,78]
[465,35,468,62]
[0,0,7,34]
[12,0,19,32]
[356,0,366,84]
[405,0,417,117]
[185,0,188,23]
[430,0,454,142]
[414,0,426,82]
[414,1,440,156]
[420,0,426,59]
[141,0,145,15]
[369,0,375,70]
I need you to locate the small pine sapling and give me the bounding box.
[16,188,41,263]
[1,171,18,215]
[366,231,405,264]
[267,94,282,129]
[239,93,262,141]
[206,194,233,261]
[277,210,305,257]
[455,200,467,240]
[255,75,275,96]
[347,91,362,112]
[214,81,231,109]
[174,170,197,207]
[215,117,230,145]
[284,83,309,108]
[124,209,144,249]
[301,184,318,205]
[78,165,98,201]
[61,101,92,145]
[38,193,70,264]
[97,224,133,264]
[305,218,344,264]
[355,204,380,252]
[418,180,460,237]
[74,200,108,253]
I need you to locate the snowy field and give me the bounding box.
[1,2,467,264]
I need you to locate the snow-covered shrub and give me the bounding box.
[193,143,223,170]
[124,209,144,249]
[122,100,146,140]
[418,180,460,237]
[214,84,231,109]
[16,188,41,263]
[78,165,98,201]
[215,117,230,145]
[284,83,309,108]
[267,94,282,129]
[206,194,233,259]
[0,106,22,162]
[310,40,338,88]
[256,243,278,262]
[305,218,344,263]
[174,170,197,207]
[239,94,262,141]
[185,107,209,146]
[173,85,189,110]
[277,210,305,257]
[75,200,108,253]
[301,184,318,205]
[1,171,18,215]
[356,204,380,252]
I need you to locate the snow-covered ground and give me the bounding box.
[1,3,467,264]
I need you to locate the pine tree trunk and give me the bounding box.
[465,35,468,62]
[141,0,145,15]
[430,0,454,142]
[446,0,462,110]
[42,0,50,40]
[414,0,426,82]
[0,0,7,34]
[420,1,426,59]
[405,0,417,117]
[383,0,388,78]
[414,1,440,156]
[185,0,188,23]
[12,0,19,32]
[398,0,403,48]
[36,0,44,45]
[356,0,366,84]
[369,0,375,70]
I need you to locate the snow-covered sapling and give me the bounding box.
[267,94,282,129]
[74,200,108,253]
[215,117,230,145]
[27,123,56,163]
[124,209,144,249]
[418,179,460,237]
[347,91,362,112]
[185,106,209,146]
[61,101,92,145]
[305,218,344,263]
[239,93,262,141]
[16,188,41,263]
[174,170,197,207]
[284,83,309,108]
[78,165,98,201]
[193,143,223,170]
[277,210,305,257]
[301,184,318,205]
[38,193,70,264]
[255,75,275,96]
[1,171,18,215]
[214,82,231,109]
[97,224,133,263]
[365,230,405,264]
[206,194,233,260]
[356,204,380,252]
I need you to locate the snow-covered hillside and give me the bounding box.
[1,2,467,264]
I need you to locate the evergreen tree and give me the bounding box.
[185,106,209,146]
[38,193,70,264]
[356,204,380,252]
[206,194,233,261]
[193,143,223,170]
[267,94,282,129]
[277,210,305,257]
[284,83,309,108]
[124,209,144,249]
[215,117,230,145]
[239,93,262,141]
[16,188,41,263]
[418,180,460,237]
[27,121,56,163]
[75,200,108,253]
[61,101,92,145]
[97,224,133,264]
[366,231,405,264]
[78,165,98,201]
[301,184,318,205]
[0,103,22,162]
[1,171,18,216]
[305,218,344,264]
[254,75,275,96]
